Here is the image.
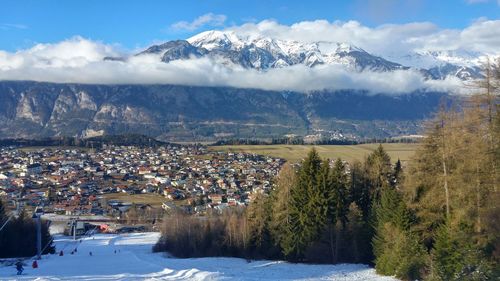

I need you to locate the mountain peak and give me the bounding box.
[135,29,486,80]
[188,30,244,51]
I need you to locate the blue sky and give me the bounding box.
[0,0,499,51]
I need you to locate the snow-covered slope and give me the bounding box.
[138,31,406,72]
[387,50,484,79]
[0,232,399,281]
[135,29,489,80]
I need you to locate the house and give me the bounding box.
[208,194,223,204]
[26,163,42,175]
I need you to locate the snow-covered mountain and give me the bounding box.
[388,50,484,80]
[136,30,488,80]
[186,30,406,71]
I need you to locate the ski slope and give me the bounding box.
[0,232,398,280]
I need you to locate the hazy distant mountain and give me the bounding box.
[0,81,449,141]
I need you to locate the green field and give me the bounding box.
[209,143,420,163]
[102,193,167,208]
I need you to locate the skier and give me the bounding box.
[15,260,24,275]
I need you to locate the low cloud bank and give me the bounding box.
[227,18,500,57]
[0,41,464,94]
[2,17,499,94]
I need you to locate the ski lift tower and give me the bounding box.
[32,211,42,260]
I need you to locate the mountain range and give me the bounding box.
[0,29,483,141]
[130,30,484,80]
[0,81,449,141]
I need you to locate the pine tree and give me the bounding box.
[372,186,427,280]
[366,145,392,200]
[328,158,349,263]
[393,158,403,187]
[330,159,349,226]
[350,161,372,219]
[0,199,6,225]
[432,222,493,281]
[345,202,372,263]
[282,148,325,261]
[0,206,54,258]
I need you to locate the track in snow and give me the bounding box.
[0,232,398,281]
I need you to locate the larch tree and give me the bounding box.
[270,163,296,252]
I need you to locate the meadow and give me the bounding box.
[209,143,420,163]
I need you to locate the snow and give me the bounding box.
[188,30,244,51]
[388,49,485,69]
[167,29,496,79]
[0,232,399,281]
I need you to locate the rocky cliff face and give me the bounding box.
[0,81,448,141]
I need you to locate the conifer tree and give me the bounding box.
[432,221,493,280]
[283,148,324,261]
[393,159,403,187]
[330,159,349,226]
[350,161,372,219]
[328,158,349,263]
[345,202,372,263]
[372,185,426,280]
[366,145,392,196]
[0,199,6,224]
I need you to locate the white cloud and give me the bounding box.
[0,36,118,71]
[225,19,500,57]
[171,13,226,32]
[1,19,498,94]
[0,36,466,95]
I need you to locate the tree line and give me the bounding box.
[155,61,499,280]
[211,137,417,146]
[0,134,169,149]
[154,145,404,265]
[0,201,54,258]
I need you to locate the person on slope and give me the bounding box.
[15,260,24,275]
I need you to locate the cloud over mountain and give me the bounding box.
[226,19,500,56]
[0,19,498,94]
[171,13,227,32]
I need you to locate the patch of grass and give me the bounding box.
[102,193,167,208]
[209,143,420,163]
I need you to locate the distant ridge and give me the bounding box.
[0,81,451,141]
